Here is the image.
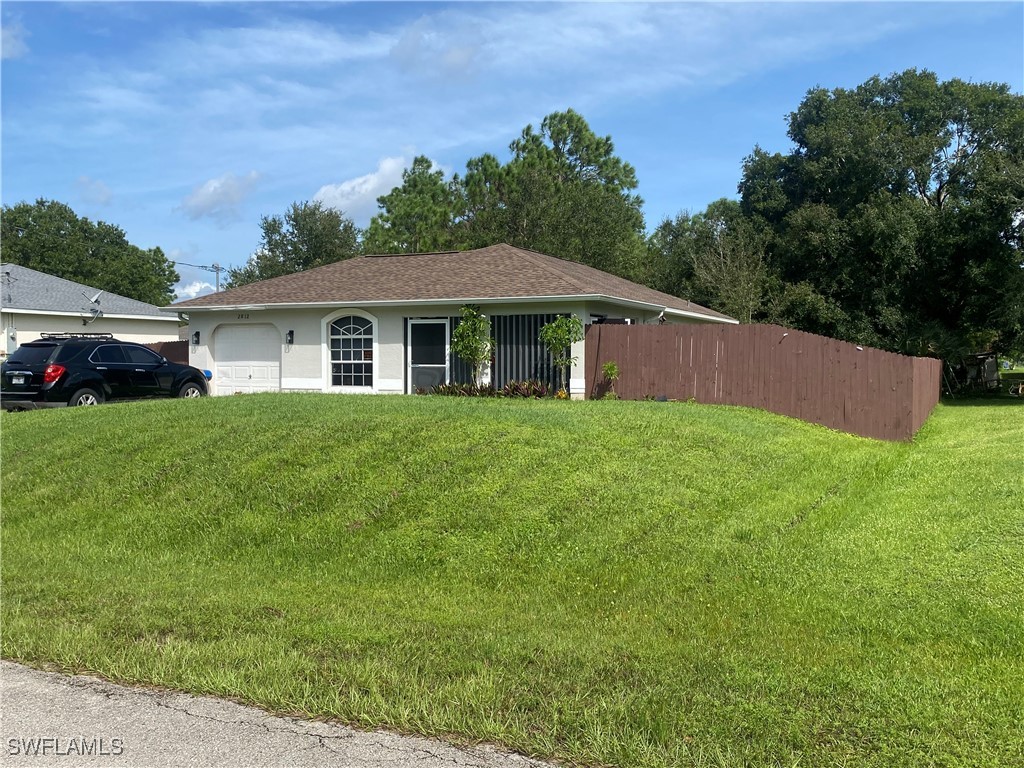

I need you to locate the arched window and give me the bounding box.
[329,316,373,387]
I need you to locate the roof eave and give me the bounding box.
[5,307,179,322]
[172,293,735,322]
[663,306,739,324]
[172,295,603,312]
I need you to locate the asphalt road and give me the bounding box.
[1,661,554,768]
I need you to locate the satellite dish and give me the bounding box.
[88,290,103,304]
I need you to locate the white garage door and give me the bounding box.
[213,324,281,394]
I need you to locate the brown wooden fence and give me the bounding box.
[585,323,941,441]
[145,340,188,364]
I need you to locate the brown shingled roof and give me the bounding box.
[171,243,736,322]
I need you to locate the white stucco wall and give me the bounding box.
[1,310,181,359]
[186,306,409,396]
[183,299,728,398]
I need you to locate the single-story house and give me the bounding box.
[1,263,181,358]
[171,243,737,397]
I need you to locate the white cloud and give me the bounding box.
[80,75,166,116]
[3,1,1009,277]
[175,280,216,301]
[178,171,261,224]
[390,16,480,80]
[386,3,905,105]
[314,156,409,224]
[1,20,28,60]
[75,176,112,206]
[8,4,941,174]
[175,20,393,73]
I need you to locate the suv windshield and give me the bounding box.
[7,344,57,366]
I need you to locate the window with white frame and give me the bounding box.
[329,316,373,387]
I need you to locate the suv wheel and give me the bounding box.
[69,388,103,407]
[178,382,204,398]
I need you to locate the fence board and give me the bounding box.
[585,324,941,441]
[145,340,188,364]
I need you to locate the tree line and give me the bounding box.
[224,108,649,287]
[3,69,1020,358]
[0,200,178,308]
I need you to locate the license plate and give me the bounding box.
[11,376,24,385]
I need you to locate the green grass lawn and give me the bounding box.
[2,395,1022,767]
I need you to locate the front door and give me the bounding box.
[407,319,449,393]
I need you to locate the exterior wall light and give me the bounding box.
[285,330,295,345]
[191,331,200,345]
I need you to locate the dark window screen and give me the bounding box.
[411,323,446,366]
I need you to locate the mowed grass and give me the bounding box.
[2,395,1022,767]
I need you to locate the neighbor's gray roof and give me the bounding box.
[0,263,177,320]
[172,243,737,323]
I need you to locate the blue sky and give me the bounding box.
[2,2,1022,300]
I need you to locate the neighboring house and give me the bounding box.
[0,263,181,358]
[171,243,737,397]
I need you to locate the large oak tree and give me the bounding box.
[738,69,1023,357]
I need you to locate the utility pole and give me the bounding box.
[173,262,226,292]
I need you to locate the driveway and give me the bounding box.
[1,661,554,767]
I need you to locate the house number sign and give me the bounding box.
[237,313,250,319]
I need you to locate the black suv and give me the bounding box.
[1,333,209,411]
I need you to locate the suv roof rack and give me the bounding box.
[39,332,115,340]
